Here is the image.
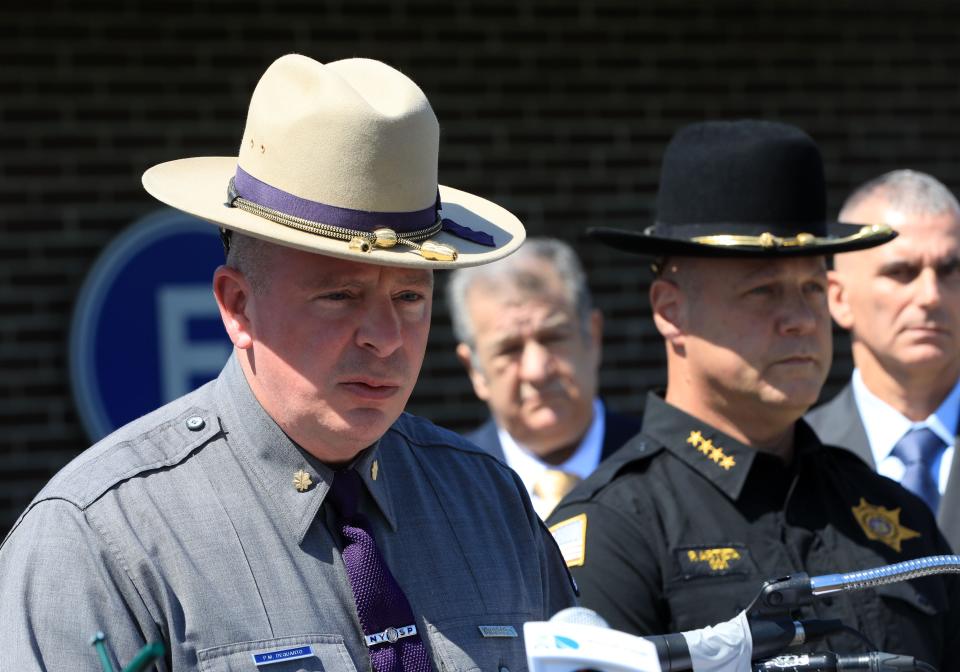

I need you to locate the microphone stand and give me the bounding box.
[745,555,960,671]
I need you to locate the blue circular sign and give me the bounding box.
[70,209,233,442]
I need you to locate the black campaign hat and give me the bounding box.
[589,120,895,257]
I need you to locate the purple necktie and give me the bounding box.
[892,427,945,514]
[327,469,432,672]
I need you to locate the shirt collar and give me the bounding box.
[213,354,396,545]
[641,392,795,501]
[498,398,605,492]
[851,368,960,462]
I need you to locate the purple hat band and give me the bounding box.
[232,166,494,246]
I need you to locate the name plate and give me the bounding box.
[252,645,314,666]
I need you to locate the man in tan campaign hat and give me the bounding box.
[0,54,575,671]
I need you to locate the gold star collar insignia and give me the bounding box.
[292,469,313,493]
[852,498,921,552]
[685,430,736,470]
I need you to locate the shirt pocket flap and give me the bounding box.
[197,635,357,672]
[425,612,531,672]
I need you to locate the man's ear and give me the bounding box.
[650,278,685,345]
[456,342,491,402]
[827,269,854,330]
[213,265,254,349]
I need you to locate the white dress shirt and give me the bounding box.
[851,368,958,494]
[498,398,605,519]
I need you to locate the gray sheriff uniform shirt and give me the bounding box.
[0,355,575,671]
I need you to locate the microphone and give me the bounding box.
[525,607,843,672]
[753,652,934,671]
[524,608,663,672]
[748,555,960,618]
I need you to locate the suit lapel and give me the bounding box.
[807,383,874,466]
[465,418,507,463]
[936,412,960,551]
[599,408,643,461]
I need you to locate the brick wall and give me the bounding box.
[3,0,960,534]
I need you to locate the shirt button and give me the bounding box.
[185,416,205,431]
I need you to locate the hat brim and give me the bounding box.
[142,156,525,269]
[587,221,896,257]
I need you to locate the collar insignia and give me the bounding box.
[292,469,313,493]
[371,459,379,481]
[852,498,921,552]
[686,430,736,470]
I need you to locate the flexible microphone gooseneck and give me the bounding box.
[747,555,960,618]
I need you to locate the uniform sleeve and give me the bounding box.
[500,466,579,618]
[547,497,667,637]
[535,517,579,617]
[0,500,161,672]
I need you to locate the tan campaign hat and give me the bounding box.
[143,54,525,268]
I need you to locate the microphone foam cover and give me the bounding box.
[549,607,611,629]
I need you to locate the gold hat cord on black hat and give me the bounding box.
[690,223,893,250]
[225,178,458,261]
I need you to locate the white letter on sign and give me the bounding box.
[157,285,231,401]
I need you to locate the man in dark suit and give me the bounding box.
[447,237,641,517]
[807,170,960,551]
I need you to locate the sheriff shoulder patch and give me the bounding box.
[549,513,587,567]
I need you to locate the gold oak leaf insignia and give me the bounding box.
[293,469,313,492]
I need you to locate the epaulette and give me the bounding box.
[565,433,664,503]
[388,412,504,461]
[30,386,222,512]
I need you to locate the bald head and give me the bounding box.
[828,171,960,416]
[835,170,960,275]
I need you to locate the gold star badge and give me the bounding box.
[292,469,313,493]
[371,459,379,481]
[852,498,921,552]
[687,430,703,446]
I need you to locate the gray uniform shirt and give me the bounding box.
[0,355,576,671]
